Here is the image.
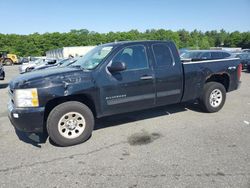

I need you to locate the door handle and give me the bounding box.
[140,75,153,80]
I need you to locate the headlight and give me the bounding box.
[14,88,39,107]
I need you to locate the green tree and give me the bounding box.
[0,29,249,56]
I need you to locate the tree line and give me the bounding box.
[0,29,249,57]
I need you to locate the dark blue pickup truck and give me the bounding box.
[8,41,242,146]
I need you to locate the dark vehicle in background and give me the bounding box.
[179,48,188,56]
[181,50,232,62]
[235,53,250,71]
[8,41,241,146]
[242,49,250,53]
[0,62,5,80]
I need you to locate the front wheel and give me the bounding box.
[199,82,226,113]
[47,101,94,146]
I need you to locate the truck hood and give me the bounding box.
[9,66,92,89]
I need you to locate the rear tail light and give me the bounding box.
[237,63,242,81]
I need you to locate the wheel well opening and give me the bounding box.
[206,74,230,91]
[4,58,13,62]
[44,94,97,124]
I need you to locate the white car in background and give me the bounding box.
[19,58,45,73]
[19,58,57,73]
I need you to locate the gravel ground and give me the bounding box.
[0,66,249,188]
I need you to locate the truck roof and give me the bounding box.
[103,40,173,46]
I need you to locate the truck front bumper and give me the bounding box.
[8,102,45,133]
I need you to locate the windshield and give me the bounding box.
[71,45,114,70]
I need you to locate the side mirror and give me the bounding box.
[108,61,126,73]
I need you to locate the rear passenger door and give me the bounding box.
[151,43,184,105]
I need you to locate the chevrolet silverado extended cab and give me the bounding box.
[8,41,242,146]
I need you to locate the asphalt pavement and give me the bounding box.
[0,66,250,188]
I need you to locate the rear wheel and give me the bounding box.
[0,72,4,80]
[199,82,226,113]
[25,67,30,72]
[3,59,13,66]
[47,101,94,146]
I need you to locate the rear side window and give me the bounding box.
[201,52,211,59]
[152,44,173,67]
[112,45,148,70]
[211,52,222,59]
[221,52,231,58]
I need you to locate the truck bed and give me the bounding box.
[181,58,241,102]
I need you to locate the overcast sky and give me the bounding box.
[0,0,249,34]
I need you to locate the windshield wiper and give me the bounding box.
[70,65,81,68]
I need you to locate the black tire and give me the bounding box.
[25,67,30,72]
[47,101,94,146]
[3,59,13,66]
[0,72,4,80]
[247,65,250,72]
[199,82,226,113]
[0,70,4,80]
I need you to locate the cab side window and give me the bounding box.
[152,44,173,67]
[112,45,148,70]
[201,52,211,59]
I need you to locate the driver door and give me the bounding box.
[97,44,155,116]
